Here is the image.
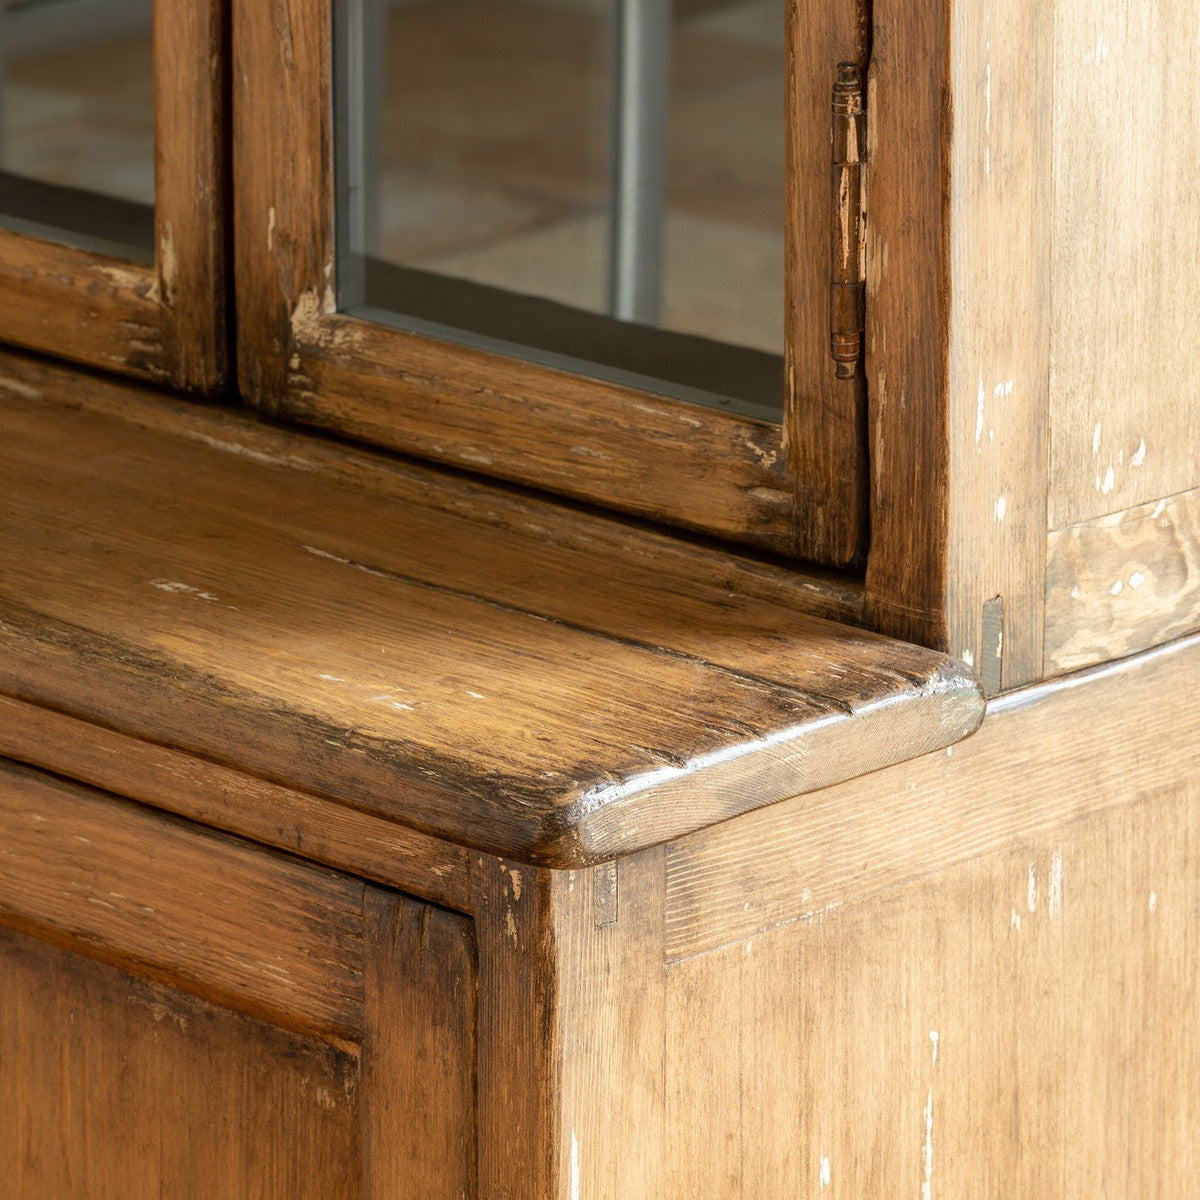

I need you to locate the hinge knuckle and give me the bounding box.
[831,62,867,379]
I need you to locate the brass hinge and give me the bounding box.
[831,63,867,379]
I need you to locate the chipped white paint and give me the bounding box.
[159,224,177,303]
[962,649,976,667]
[1071,586,1082,600]
[1093,422,1102,454]
[1048,850,1063,919]
[1010,907,1021,931]
[508,868,523,902]
[1100,465,1115,494]
[1129,571,1146,590]
[149,579,234,609]
[921,1087,934,1200]
[466,690,485,700]
[1148,891,1158,913]
[1130,438,1146,468]
[570,1131,580,1200]
[267,206,276,252]
[976,374,985,445]
[820,1155,831,1189]
[993,380,1013,399]
[459,452,494,467]
[945,745,954,758]
[930,1030,939,1065]
[1027,863,1038,913]
[0,375,43,400]
[505,908,519,946]
[1153,499,1167,519]
[1110,579,1123,596]
[1084,34,1110,64]
[317,673,345,682]
[994,495,1007,521]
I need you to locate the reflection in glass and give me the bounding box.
[337,0,784,418]
[0,0,155,257]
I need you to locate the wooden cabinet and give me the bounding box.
[0,0,1198,1196]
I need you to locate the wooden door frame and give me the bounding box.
[0,0,228,394]
[233,0,869,563]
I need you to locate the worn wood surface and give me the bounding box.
[0,925,361,1200]
[658,783,1199,1198]
[865,0,1050,690]
[784,0,869,567]
[232,0,871,559]
[0,760,366,1044]
[1048,0,1200,528]
[362,891,477,1199]
[0,0,227,392]
[862,0,952,653]
[537,634,1199,1197]
[0,365,982,867]
[663,630,1200,962]
[1045,486,1200,673]
[0,693,472,911]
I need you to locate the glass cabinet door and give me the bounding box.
[236,0,868,563]
[0,0,227,394]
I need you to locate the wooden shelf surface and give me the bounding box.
[0,353,984,865]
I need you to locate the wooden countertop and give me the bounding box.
[0,354,984,866]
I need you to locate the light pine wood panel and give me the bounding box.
[0,761,366,1043]
[944,0,1051,689]
[1045,485,1200,673]
[662,782,1200,1197]
[1049,0,1200,527]
[0,925,361,1200]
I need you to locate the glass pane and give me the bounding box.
[0,0,155,258]
[336,0,784,420]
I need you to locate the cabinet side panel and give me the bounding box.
[662,783,1200,1197]
[0,926,361,1200]
[1048,0,1200,527]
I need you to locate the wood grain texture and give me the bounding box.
[0,925,361,1200]
[362,891,477,1200]
[471,855,560,1199]
[865,0,1049,689]
[231,0,855,559]
[0,0,227,392]
[785,0,869,567]
[658,783,1200,1198]
[664,630,1200,962]
[0,371,983,867]
[0,760,366,1044]
[944,0,1051,688]
[552,852,668,1200]
[1045,486,1200,673]
[1048,0,1200,528]
[862,0,952,652]
[0,693,472,912]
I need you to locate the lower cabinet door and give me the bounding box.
[0,758,477,1200]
